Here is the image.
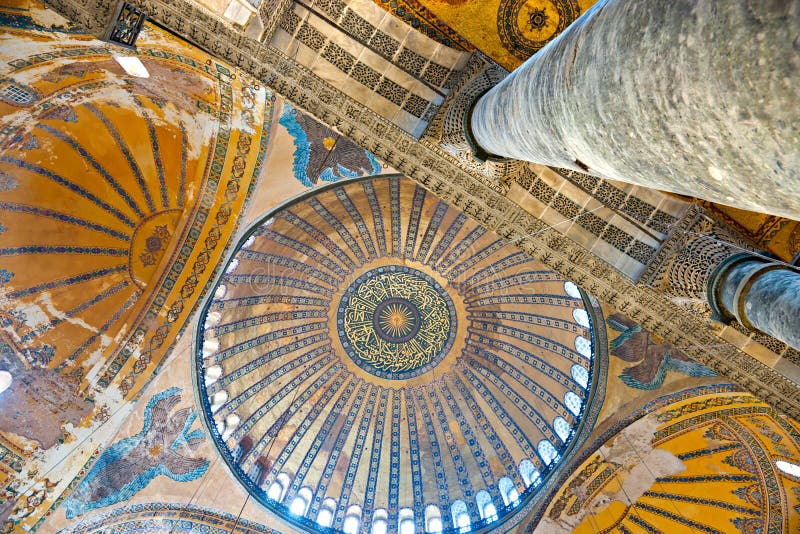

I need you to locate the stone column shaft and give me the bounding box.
[710,256,800,350]
[470,0,800,220]
[642,207,800,351]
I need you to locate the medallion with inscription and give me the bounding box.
[337,265,456,379]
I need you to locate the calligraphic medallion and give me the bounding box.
[337,265,457,379]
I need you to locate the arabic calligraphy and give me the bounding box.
[338,266,456,379]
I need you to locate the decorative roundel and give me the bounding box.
[497,0,581,59]
[338,266,456,379]
[195,176,604,534]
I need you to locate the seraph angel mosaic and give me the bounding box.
[280,103,381,186]
[63,388,209,518]
[607,314,716,390]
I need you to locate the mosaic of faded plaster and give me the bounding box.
[534,390,800,534]
[63,388,209,519]
[0,2,273,530]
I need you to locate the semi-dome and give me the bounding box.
[195,176,601,533]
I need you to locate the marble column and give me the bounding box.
[645,212,800,351]
[709,255,800,351]
[469,0,800,220]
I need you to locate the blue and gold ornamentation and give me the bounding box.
[63,388,209,519]
[338,266,456,379]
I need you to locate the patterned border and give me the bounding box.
[61,502,279,533]
[370,0,474,51]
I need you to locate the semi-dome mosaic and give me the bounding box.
[195,176,604,533]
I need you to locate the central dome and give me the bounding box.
[338,265,457,379]
[195,176,600,533]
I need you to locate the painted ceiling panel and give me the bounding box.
[370,0,598,69]
[2,2,798,533]
[0,4,274,529]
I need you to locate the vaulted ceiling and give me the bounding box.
[0,1,799,534]
[196,176,602,532]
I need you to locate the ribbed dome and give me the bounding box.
[195,176,598,533]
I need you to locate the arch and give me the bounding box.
[372,509,388,534]
[209,390,228,413]
[205,311,222,328]
[571,364,589,389]
[574,335,592,359]
[204,365,223,386]
[343,505,362,534]
[221,413,240,440]
[572,308,590,328]
[498,477,519,506]
[316,497,337,527]
[519,459,540,487]
[289,486,313,516]
[554,417,571,443]
[564,280,582,298]
[249,462,264,487]
[250,457,270,487]
[202,338,220,359]
[565,391,583,416]
[214,284,227,299]
[398,507,415,534]
[538,439,560,466]
[267,472,291,502]
[451,500,470,529]
[0,370,11,394]
[425,504,443,533]
[476,490,497,522]
[232,436,253,462]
